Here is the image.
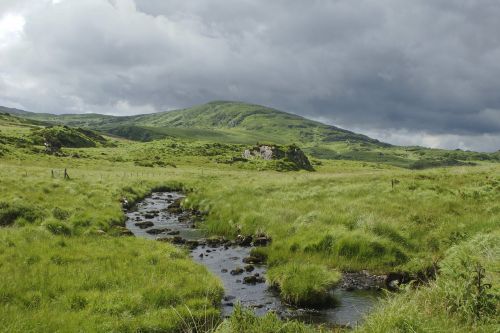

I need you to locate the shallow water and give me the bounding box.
[125,192,380,327]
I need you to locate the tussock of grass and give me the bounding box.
[216,305,323,333]
[267,263,341,307]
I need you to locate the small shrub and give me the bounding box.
[69,295,88,311]
[52,207,71,220]
[22,292,42,309]
[44,219,72,236]
[24,255,40,266]
[289,242,300,253]
[50,254,69,265]
[0,202,43,226]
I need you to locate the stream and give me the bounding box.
[125,192,380,328]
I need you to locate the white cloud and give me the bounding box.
[0,13,25,48]
[112,100,158,116]
[352,128,500,152]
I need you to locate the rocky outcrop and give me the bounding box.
[242,144,313,171]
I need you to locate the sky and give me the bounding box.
[0,0,499,152]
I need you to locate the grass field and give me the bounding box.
[0,228,223,332]
[0,111,499,332]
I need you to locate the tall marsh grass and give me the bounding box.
[356,233,499,333]
[0,227,223,332]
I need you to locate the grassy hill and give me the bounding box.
[3,101,499,168]
[4,101,380,144]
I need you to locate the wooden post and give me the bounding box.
[51,170,54,178]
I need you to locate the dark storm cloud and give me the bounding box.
[0,0,499,151]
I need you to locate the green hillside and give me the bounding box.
[3,101,499,168]
[6,101,380,145]
[124,101,381,144]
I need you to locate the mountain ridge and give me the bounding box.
[2,101,499,168]
[1,101,387,146]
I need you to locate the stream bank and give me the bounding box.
[125,191,381,328]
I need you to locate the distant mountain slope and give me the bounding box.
[2,101,498,168]
[129,101,385,145]
[2,101,386,146]
[0,105,36,116]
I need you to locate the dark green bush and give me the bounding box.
[52,207,71,220]
[304,234,335,253]
[0,202,43,226]
[44,220,73,235]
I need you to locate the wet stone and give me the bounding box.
[253,236,271,247]
[178,214,192,223]
[242,255,264,264]
[235,235,253,247]
[143,213,156,219]
[146,227,170,235]
[185,240,199,249]
[206,236,226,247]
[243,275,265,284]
[171,236,186,244]
[118,228,134,236]
[244,264,255,272]
[230,268,244,275]
[135,221,154,229]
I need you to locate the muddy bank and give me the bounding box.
[124,192,381,327]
